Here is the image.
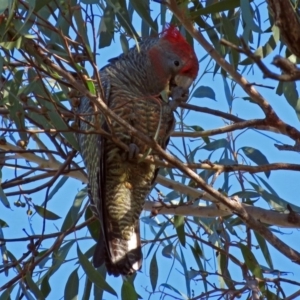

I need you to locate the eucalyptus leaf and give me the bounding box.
[192,86,216,101]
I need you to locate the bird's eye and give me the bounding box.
[174,60,180,67]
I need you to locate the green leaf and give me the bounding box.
[73,8,89,46]
[232,191,260,199]
[51,241,75,276]
[179,246,191,297]
[16,0,35,37]
[81,0,99,3]
[25,273,45,300]
[189,243,206,292]
[34,0,52,12]
[82,277,92,300]
[85,206,100,241]
[130,0,157,32]
[0,0,9,15]
[189,125,210,144]
[202,138,229,151]
[77,246,117,297]
[240,26,280,65]
[121,280,138,300]
[192,0,253,16]
[27,70,79,150]
[120,33,129,54]
[98,6,115,49]
[40,276,51,298]
[34,205,61,220]
[0,36,24,50]
[0,219,8,228]
[162,244,173,258]
[7,70,27,142]
[257,175,279,197]
[219,251,234,289]
[254,232,273,270]
[241,147,270,178]
[47,176,68,202]
[150,250,158,291]
[240,243,264,282]
[0,285,14,300]
[61,187,87,231]
[174,215,185,247]
[240,0,261,33]
[37,250,51,270]
[93,264,107,299]
[282,81,300,121]
[64,268,79,300]
[221,15,240,69]
[140,216,161,227]
[222,75,232,109]
[86,80,96,96]
[0,186,10,208]
[192,86,216,100]
[146,221,169,258]
[249,181,300,212]
[160,284,188,299]
[108,0,139,40]
[263,289,282,300]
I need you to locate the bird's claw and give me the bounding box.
[128,143,139,160]
[169,86,189,111]
[121,143,139,161]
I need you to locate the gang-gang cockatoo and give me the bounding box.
[77,25,199,276]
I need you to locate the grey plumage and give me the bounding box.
[77,26,198,276]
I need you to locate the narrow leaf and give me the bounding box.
[51,241,75,276]
[192,86,216,100]
[192,0,253,16]
[0,219,8,228]
[174,215,185,247]
[254,232,273,269]
[25,273,45,300]
[61,187,87,231]
[162,244,173,258]
[34,205,61,220]
[241,147,270,178]
[190,125,210,144]
[250,181,300,212]
[150,251,158,291]
[240,243,264,280]
[40,276,51,298]
[202,139,228,151]
[222,75,232,109]
[64,268,79,300]
[160,283,188,299]
[47,176,68,201]
[0,186,10,208]
[77,246,117,297]
[121,280,138,300]
[82,277,92,300]
[180,247,190,297]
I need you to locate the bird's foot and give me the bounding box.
[169,86,189,111]
[128,143,139,160]
[121,143,140,161]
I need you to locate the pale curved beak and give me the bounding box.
[173,75,194,89]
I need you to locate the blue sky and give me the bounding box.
[1,1,300,299]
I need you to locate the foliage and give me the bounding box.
[0,0,300,299]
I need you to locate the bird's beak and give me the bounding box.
[173,75,194,89]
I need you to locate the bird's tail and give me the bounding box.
[93,222,142,277]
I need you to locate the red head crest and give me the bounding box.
[161,24,188,45]
[160,24,199,79]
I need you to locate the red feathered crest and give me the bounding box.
[160,24,199,78]
[161,24,188,45]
